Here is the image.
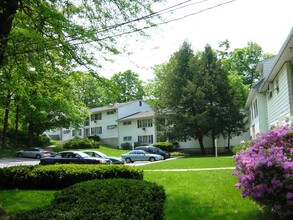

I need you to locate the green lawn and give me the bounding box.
[0,155,275,220]
[140,156,235,170]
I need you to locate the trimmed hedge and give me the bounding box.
[153,142,175,152]
[63,137,100,149]
[0,164,143,190]
[11,179,166,220]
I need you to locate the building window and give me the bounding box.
[84,117,90,126]
[123,121,132,125]
[139,100,142,106]
[84,128,90,137]
[107,110,116,115]
[138,135,153,144]
[123,136,132,141]
[275,79,279,93]
[107,124,117,129]
[72,129,82,137]
[91,113,102,121]
[91,126,102,135]
[137,119,153,128]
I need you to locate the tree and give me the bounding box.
[154,42,248,155]
[219,40,263,87]
[0,0,161,147]
[111,70,145,103]
[0,0,160,68]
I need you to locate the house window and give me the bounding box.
[137,119,153,128]
[72,129,82,137]
[139,100,142,106]
[267,84,273,101]
[123,136,132,141]
[84,128,90,137]
[107,110,116,115]
[275,79,279,93]
[91,113,102,121]
[138,135,153,144]
[123,121,132,125]
[107,124,117,129]
[91,126,102,135]
[84,117,90,126]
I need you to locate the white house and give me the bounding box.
[246,27,293,139]
[47,100,156,147]
[47,98,247,152]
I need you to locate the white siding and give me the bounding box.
[118,101,152,119]
[117,117,156,146]
[267,65,291,127]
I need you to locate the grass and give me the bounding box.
[140,156,235,170]
[0,153,278,219]
[0,190,55,215]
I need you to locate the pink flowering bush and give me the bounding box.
[234,126,293,218]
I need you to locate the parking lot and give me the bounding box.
[0,157,173,168]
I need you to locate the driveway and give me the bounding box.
[0,157,175,168]
[0,157,40,168]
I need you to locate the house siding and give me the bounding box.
[267,64,291,127]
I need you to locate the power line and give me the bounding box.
[7,0,237,56]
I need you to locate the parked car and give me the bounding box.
[82,150,125,164]
[16,147,51,159]
[135,146,171,159]
[121,150,163,163]
[40,151,111,165]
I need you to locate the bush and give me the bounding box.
[11,179,166,220]
[153,142,175,152]
[87,135,100,142]
[63,137,100,149]
[0,164,143,190]
[234,126,293,218]
[120,142,132,150]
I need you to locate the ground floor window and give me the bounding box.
[138,135,153,144]
[72,129,82,137]
[123,136,132,141]
[84,128,90,137]
[91,126,102,135]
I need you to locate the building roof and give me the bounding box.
[88,100,138,113]
[118,110,155,121]
[259,27,293,92]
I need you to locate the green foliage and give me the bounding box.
[153,142,175,152]
[120,142,132,150]
[11,179,166,220]
[62,137,100,149]
[0,164,143,190]
[111,70,145,103]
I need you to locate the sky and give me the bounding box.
[100,0,293,82]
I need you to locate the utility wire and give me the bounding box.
[8,0,237,56]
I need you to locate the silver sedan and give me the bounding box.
[121,150,163,163]
[16,147,51,159]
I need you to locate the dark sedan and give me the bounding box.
[40,151,111,165]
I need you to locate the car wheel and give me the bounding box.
[149,157,155,162]
[17,153,23,157]
[125,158,132,163]
[36,154,41,159]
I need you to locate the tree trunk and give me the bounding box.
[0,0,19,66]
[1,93,11,148]
[14,105,20,146]
[28,121,34,147]
[2,108,9,148]
[198,136,206,156]
[227,132,231,152]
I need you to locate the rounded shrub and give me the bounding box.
[11,179,166,220]
[234,126,293,218]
